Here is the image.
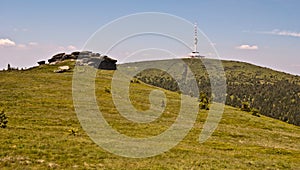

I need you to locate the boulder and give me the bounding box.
[71,51,80,56]
[48,53,65,63]
[37,61,45,65]
[98,55,117,70]
[58,66,70,70]
[63,54,77,60]
[54,65,70,73]
[52,53,65,59]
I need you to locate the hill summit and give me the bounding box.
[123,58,300,126]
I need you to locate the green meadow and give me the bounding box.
[0,60,299,169]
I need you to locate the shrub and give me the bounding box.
[251,108,260,117]
[241,102,251,112]
[199,92,209,110]
[130,78,140,84]
[199,102,209,110]
[0,109,8,128]
[68,128,78,136]
[104,87,111,93]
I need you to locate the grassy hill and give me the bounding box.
[0,60,299,169]
[130,58,300,126]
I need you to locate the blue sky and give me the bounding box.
[1,0,300,75]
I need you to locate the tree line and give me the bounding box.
[133,59,300,126]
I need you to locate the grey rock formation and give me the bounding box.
[47,51,117,70]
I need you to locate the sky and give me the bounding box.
[1,0,300,75]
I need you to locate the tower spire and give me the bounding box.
[194,23,198,52]
[189,22,204,58]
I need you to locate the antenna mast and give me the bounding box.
[188,22,204,58]
[194,23,198,52]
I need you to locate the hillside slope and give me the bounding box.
[0,61,299,169]
[129,58,300,126]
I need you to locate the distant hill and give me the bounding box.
[124,58,300,126]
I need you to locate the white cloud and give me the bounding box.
[17,42,40,49]
[262,29,300,38]
[67,45,76,50]
[28,42,38,46]
[13,28,28,32]
[0,38,16,47]
[58,45,77,51]
[16,42,40,49]
[236,44,258,50]
[0,39,40,49]
[57,45,77,52]
[17,44,27,48]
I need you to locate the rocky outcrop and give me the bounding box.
[48,52,78,63]
[76,55,117,70]
[47,51,117,70]
[48,53,65,63]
